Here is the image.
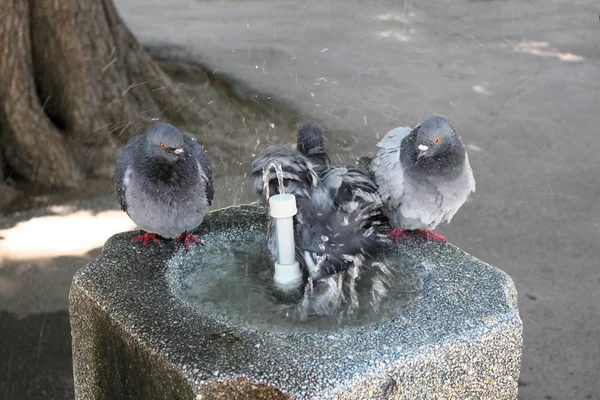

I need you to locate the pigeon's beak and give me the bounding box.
[416,144,429,161]
[174,148,184,155]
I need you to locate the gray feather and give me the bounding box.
[114,135,142,213]
[249,144,319,201]
[183,133,214,205]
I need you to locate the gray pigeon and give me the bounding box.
[250,122,388,315]
[369,116,475,242]
[114,122,214,249]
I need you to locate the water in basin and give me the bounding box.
[170,224,431,333]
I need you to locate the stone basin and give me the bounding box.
[69,202,522,399]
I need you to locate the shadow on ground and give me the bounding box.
[0,311,74,400]
[0,249,104,400]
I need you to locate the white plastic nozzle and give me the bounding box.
[269,194,303,288]
[269,193,297,219]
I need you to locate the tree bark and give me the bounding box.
[0,0,204,188]
[0,0,82,187]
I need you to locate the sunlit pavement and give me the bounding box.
[0,209,134,262]
[1,0,599,399]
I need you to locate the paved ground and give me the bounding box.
[1,0,599,398]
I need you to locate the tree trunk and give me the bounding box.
[0,0,204,188]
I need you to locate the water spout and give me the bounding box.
[263,160,303,289]
[262,160,285,199]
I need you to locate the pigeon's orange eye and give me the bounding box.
[160,143,167,149]
[434,137,441,144]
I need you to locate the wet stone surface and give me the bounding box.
[70,203,522,399]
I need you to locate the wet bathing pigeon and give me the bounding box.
[114,122,214,249]
[250,122,382,277]
[369,116,475,242]
[250,122,389,315]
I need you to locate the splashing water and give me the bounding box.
[262,159,285,200]
[170,228,428,333]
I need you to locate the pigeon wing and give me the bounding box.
[370,127,412,215]
[249,145,318,201]
[114,135,142,212]
[433,152,476,225]
[464,152,476,194]
[183,133,214,206]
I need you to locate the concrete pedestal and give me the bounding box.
[70,203,521,399]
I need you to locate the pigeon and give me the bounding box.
[250,122,386,312]
[114,122,214,249]
[369,115,475,242]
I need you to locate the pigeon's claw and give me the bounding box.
[133,232,160,246]
[385,227,410,243]
[415,229,446,242]
[175,231,203,250]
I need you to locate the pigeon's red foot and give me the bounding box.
[385,227,410,243]
[132,232,160,246]
[175,231,202,250]
[415,229,446,242]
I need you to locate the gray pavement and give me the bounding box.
[1,0,599,398]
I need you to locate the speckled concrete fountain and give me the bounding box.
[69,203,522,399]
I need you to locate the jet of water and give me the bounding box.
[262,159,285,200]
